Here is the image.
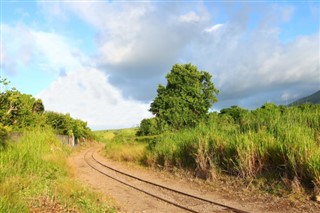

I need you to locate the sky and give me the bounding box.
[0,0,319,130]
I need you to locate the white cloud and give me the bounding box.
[179,11,202,23]
[2,21,153,129]
[196,24,319,106]
[31,30,88,73]
[204,24,224,33]
[3,1,319,125]
[38,68,151,130]
[37,1,319,108]
[54,1,212,99]
[1,23,88,77]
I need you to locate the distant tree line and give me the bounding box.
[0,78,92,148]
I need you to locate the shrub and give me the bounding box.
[137,117,161,136]
[0,124,9,150]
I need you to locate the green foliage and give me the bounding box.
[0,88,45,129]
[45,111,92,140]
[0,80,92,140]
[0,124,10,150]
[136,117,161,136]
[147,104,320,191]
[32,99,45,114]
[220,105,249,123]
[148,63,219,132]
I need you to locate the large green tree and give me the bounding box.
[0,87,44,128]
[149,63,219,131]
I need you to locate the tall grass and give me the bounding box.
[99,129,149,163]
[96,129,157,164]
[0,127,116,212]
[148,104,320,191]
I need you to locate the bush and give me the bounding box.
[0,124,9,150]
[45,111,92,140]
[137,118,160,136]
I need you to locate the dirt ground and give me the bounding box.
[68,143,320,213]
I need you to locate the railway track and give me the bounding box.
[84,149,250,213]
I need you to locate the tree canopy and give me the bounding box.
[0,86,44,128]
[140,63,219,135]
[0,78,92,141]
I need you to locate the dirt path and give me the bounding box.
[68,144,320,213]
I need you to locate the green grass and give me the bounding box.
[95,129,156,164]
[96,105,320,196]
[94,130,117,143]
[149,105,320,193]
[0,127,116,212]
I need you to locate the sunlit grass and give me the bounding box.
[96,129,148,163]
[0,127,116,212]
[94,130,116,143]
[148,105,320,193]
[96,105,320,195]
[105,142,147,162]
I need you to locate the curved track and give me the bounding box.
[84,149,249,213]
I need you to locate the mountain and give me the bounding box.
[290,90,320,105]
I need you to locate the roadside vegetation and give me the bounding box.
[0,79,116,212]
[0,128,116,212]
[96,129,152,163]
[100,63,320,199]
[148,104,320,192]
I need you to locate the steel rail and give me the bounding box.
[84,149,199,213]
[85,149,249,213]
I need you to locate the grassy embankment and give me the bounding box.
[0,128,116,212]
[98,104,320,196]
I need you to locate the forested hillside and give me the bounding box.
[290,90,320,105]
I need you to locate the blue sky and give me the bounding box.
[1,0,319,129]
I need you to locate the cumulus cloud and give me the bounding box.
[1,23,87,77]
[3,1,319,130]
[31,30,89,74]
[37,1,319,108]
[189,4,319,108]
[2,21,152,129]
[50,1,211,100]
[196,23,319,107]
[38,68,151,130]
